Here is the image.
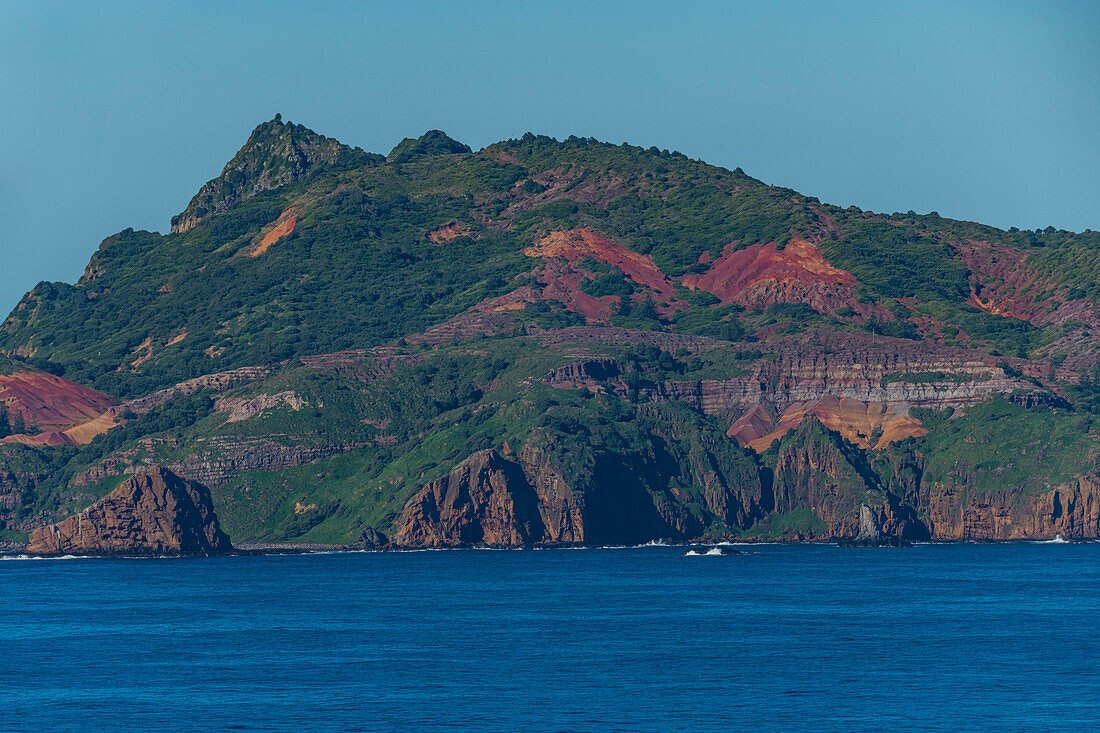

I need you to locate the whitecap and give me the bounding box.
[0,554,92,561]
[684,547,725,556]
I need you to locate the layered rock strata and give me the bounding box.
[27,467,232,555]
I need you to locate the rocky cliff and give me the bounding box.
[392,449,543,547]
[171,115,376,233]
[921,476,1100,540]
[26,467,232,555]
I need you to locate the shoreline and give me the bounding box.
[1,535,1091,559]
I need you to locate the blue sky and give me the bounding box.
[1,0,1096,316]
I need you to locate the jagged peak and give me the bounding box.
[170,116,379,234]
[387,130,472,163]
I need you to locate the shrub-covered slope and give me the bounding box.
[1,117,1098,546]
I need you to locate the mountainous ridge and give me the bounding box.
[1,116,1097,548]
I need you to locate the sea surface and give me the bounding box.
[2,542,1098,732]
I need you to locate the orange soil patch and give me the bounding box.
[61,410,119,444]
[966,288,1034,321]
[967,290,1002,315]
[2,431,77,447]
[731,397,926,452]
[524,228,677,301]
[0,370,114,435]
[6,409,122,446]
[428,221,474,244]
[683,238,856,303]
[250,208,298,257]
[130,336,154,368]
[166,331,187,347]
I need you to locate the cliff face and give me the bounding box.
[764,418,929,540]
[637,332,1035,453]
[921,476,1100,540]
[390,444,666,548]
[391,417,769,548]
[515,443,586,544]
[770,420,871,535]
[26,467,231,555]
[392,449,543,547]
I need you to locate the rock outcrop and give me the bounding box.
[391,449,543,547]
[769,418,877,535]
[390,417,769,548]
[214,390,309,424]
[564,329,1040,452]
[856,504,882,542]
[171,116,376,233]
[26,467,232,555]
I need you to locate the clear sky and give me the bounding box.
[1,0,1096,317]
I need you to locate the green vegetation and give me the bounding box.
[580,266,636,299]
[1073,364,1100,415]
[2,117,1099,545]
[820,220,969,302]
[913,398,1096,495]
[3,118,1095,401]
[745,508,828,538]
[882,371,971,385]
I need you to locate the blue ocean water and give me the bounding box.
[2,543,1098,732]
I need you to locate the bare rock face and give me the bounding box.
[214,390,308,423]
[770,418,871,535]
[171,116,375,233]
[516,442,586,543]
[391,450,544,547]
[921,475,1100,540]
[26,467,231,555]
[856,504,882,542]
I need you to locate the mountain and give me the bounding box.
[1,117,1098,547]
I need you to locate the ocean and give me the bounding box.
[2,542,1098,732]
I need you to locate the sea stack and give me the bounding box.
[856,504,882,543]
[27,467,232,555]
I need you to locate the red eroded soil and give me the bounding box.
[683,238,856,307]
[537,266,616,321]
[0,370,114,434]
[525,228,678,301]
[251,208,298,257]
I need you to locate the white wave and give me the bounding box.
[1035,534,1070,544]
[0,554,92,561]
[684,547,725,556]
